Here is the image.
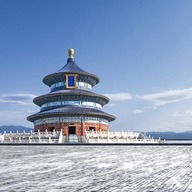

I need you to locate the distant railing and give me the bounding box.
[84,130,164,143]
[0,129,61,144]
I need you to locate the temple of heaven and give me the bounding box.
[0,49,163,144]
[27,49,116,136]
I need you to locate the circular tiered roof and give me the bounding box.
[33,89,109,107]
[43,57,100,87]
[27,106,115,122]
[27,49,116,123]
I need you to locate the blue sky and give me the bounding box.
[1,0,192,132]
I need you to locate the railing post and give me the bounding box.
[58,131,63,143]
[107,131,109,143]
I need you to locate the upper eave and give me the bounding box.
[43,60,100,87]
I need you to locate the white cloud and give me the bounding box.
[186,110,192,115]
[106,103,118,107]
[140,88,192,106]
[0,110,33,127]
[161,120,192,132]
[0,93,36,106]
[0,93,38,126]
[104,92,132,101]
[173,112,185,117]
[173,110,192,117]
[132,109,143,113]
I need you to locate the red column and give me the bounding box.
[81,122,84,136]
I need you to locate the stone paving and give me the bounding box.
[0,146,192,192]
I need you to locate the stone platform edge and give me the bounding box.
[0,143,192,146]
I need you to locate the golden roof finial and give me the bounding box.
[68,48,74,58]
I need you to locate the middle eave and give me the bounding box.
[33,89,109,107]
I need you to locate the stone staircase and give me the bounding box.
[61,135,88,143]
[78,136,87,143]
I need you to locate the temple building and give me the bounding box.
[27,49,116,136]
[0,49,163,144]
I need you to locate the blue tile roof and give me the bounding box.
[33,89,109,106]
[43,58,99,86]
[57,58,86,73]
[27,106,116,122]
[27,52,116,125]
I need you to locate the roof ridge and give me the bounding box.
[57,60,86,73]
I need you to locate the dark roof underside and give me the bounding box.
[27,106,116,122]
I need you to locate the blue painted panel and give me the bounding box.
[67,76,75,87]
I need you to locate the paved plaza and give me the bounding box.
[0,146,192,192]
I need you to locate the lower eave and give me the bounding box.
[27,106,116,122]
